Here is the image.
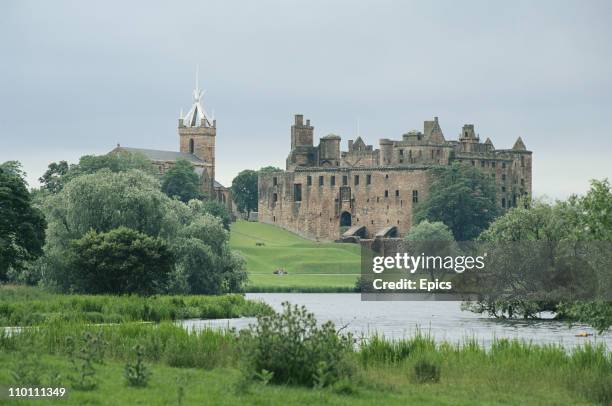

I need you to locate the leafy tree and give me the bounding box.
[405,220,455,243]
[39,161,70,193]
[0,162,46,281]
[559,179,612,332]
[414,162,500,240]
[189,199,231,230]
[576,179,612,241]
[161,159,202,203]
[71,153,155,177]
[405,220,457,280]
[231,167,282,215]
[231,169,258,214]
[43,169,170,243]
[65,227,173,295]
[172,214,247,294]
[467,180,612,329]
[39,153,155,194]
[40,168,247,294]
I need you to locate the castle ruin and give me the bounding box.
[258,114,532,241]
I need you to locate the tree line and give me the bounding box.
[1,153,244,295]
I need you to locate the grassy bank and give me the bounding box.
[1,321,610,405]
[0,285,271,327]
[230,220,360,292]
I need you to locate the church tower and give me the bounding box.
[178,69,216,195]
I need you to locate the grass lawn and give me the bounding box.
[230,220,361,292]
[0,344,605,405]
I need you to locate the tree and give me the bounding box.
[44,169,170,243]
[0,162,46,281]
[65,227,173,295]
[172,214,247,294]
[405,220,457,280]
[161,159,202,203]
[40,168,248,294]
[189,199,231,230]
[414,162,500,240]
[231,169,258,214]
[38,152,155,194]
[39,161,70,193]
[466,181,612,329]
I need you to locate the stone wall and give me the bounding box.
[259,167,430,241]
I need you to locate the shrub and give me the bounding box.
[65,227,174,295]
[239,302,353,387]
[124,344,150,387]
[413,359,441,383]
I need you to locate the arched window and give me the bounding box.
[189,139,195,154]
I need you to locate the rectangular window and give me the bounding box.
[331,176,336,186]
[306,176,312,186]
[273,177,278,186]
[502,174,506,182]
[481,160,485,167]
[293,184,302,202]
[354,175,359,185]
[366,174,371,185]
[521,156,525,167]
[521,178,525,186]
[502,162,506,169]
[342,175,348,186]
[502,186,506,192]
[471,160,475,166]
[502,198,506,208]
[399,149,404,156]
[395,190,400,197]
[319,176,324,186]
[384,190,389,198]
[492,161,496,168]
[412,190,419,203]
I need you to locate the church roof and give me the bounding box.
[112,146,206,164]
[512,137,527,151]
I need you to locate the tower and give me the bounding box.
[178,68,216,195]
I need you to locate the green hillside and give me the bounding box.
[229,220,360,291]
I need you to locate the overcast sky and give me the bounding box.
[1,0,610,198]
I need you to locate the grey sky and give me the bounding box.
[1,0,610,198]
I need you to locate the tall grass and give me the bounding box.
[0,285,272,326]
[0,320,237,369]
[359,333,612,403]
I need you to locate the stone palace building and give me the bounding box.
[258,114,532,241]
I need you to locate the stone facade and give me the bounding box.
[259,114,532,241]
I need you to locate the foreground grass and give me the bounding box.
[230,220,360,291]
[0,285,271,327]
[1,321,610,405]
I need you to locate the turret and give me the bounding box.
[291,114,314,149]
[319,134,341,165]
[380,139,393,165]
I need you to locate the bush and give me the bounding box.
[124,344,150,387]
[65,227,174,295]
[239,302,353,387]
[413,359,441,383]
